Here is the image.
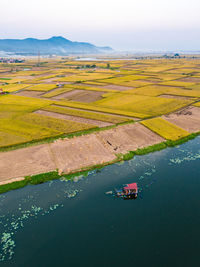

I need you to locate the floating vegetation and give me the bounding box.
[169,151,200,165]
[105,191,113,195]
[73,175,84,183]
[64,189,81,198]
[0,136,199,262]
[0,202,62,261]
[0,178,83,262]
[168,138,200,165]
[0,232,15,261]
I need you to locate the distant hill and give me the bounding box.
[0,36,113,55]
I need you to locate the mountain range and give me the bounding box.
[0,36,113,55]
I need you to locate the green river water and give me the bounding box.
[0,137,200,267]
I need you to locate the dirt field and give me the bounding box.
[50,134,116,173]
[52,89,105,102]
[96,123,164,154]
[42,78,73,84]
[0,144,56,181]
[178,77,200,83]
[0,122,165,182]
[15,90,43,98]
[35,110,113,127]
[163,106,200,133]
[52,89,83,100]
[101,85,133,91]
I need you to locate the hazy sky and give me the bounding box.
[1,0,200,51]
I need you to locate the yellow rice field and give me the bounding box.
[0,84,31,92]
[0,130,30,148]
[42,105,131,123]
[159,80,196,87]
[55,73,113,82]
[125,85,200,98]
[0,118,60,140]
[26,84,57,92]
[0,94,52,108]
[42,87,73,98]
[0,57,200,148]
[193,102,200,107]
[141,118,190,140]
[58,100,148,118]
[94,93,192,116]
[19,113,95,134]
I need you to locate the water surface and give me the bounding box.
[0,137,200,267]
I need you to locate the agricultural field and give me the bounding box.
[41,104,131,124]
[18,113,96,134]
[26,84,57,92]
[141,117,190,140]
[0,57,200,149]
[194,102,200,107]
[0,83,31,92]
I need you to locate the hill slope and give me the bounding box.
[0,36,113,55]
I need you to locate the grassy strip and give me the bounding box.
[0,131,199,195]
[120,131,200,161]
[0,159,118,195]
[0,78,11,80]
[119,142,167,161]
[0,179,29,194]
[166,132,200,146]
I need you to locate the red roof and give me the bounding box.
[124,183,137,190]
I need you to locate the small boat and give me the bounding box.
[115,183,138,199]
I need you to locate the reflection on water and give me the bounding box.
[0,137,199,266]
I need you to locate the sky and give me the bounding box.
[1,0,200,51]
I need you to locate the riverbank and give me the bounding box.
[0,120,199,195]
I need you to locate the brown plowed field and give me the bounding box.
[178,77,200,82]
[0,123,165,183]
[52,89,105,102]
[101,85,133,91]
[50,134,116,174]
[163,106,200,133]
[0,144,56,181]
[35,110,113,127]
[15,90,43,98]
[96,123,164,154]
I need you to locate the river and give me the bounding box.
[0,137,200,267]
